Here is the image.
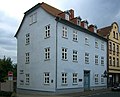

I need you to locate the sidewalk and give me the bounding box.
[14,88,111,97]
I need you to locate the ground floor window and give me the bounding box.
[62,73,67,85]
[44,72,50,84]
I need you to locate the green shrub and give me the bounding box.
[0,91,12,97]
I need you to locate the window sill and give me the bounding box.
[73,40,78,42]
[73,60,78,63]
[62,36,68,39]
[72,83,78,85]
[44,83,50,85]
[44,59,50,61]
[61,84,68,86]
[62,59,68,61]
[44,36,50,39]
[25,62,30,64]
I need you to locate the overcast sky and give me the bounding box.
[0,0,120,63]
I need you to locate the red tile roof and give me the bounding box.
[97,26,112,37]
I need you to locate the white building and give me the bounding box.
[15,2,108,93]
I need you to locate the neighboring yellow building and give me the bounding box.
[98,22,120,86]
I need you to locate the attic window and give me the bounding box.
[30,12,37,25]
[84,23,88,29]
[65,13,69,20]
[77,20,81,26]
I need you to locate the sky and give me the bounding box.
[0,0,120,63]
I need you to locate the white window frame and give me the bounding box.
[95,39,99,48]
[44,72,50,84]
[95,55,98,65]
[85,37,89,45]
[73,50,78,62]
[30,12,37,24]
[45,24,50,38]
[85,53,89,64]
[45,48,50,60]
[73,31,78,41]
[65,13,69,20]
[62,26,68,38]
[109,56,112,65]
[73,73,78,84]
[95,74,99,84]
[62,73,67,85]
[62,48,67,60]
[25,74,30,85]
[25,52,30,64]
[101,57,104,66]
[101,41,104,50]
[26,33,30,45]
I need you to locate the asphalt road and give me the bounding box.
[86,91,120,97]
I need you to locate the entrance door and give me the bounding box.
[84,71,90,91]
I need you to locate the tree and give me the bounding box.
[0,56,13,80]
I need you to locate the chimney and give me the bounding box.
[88,24,97,33]
[81,20,88,29]
[69,9,74,19]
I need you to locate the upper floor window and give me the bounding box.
[77,20,81,26]
[62,48,67,60]
[30,12,37,25]
[109,42,112,51]
[109,56,112,66]
[95,55,98,65]
[62,26,68,38]
[117,45,119,56]
[95,39,99,48]
[85,37,89,45]
[101,57,104,65]
[116,33,118,40]
[73,31,78,41]
[73,50,78,62]
[25,52,30,64]
[101,41,104,51]
[45,25,50,38]
[25,74,30,85]
[65,13,69,20]
[113,43,115,55]
[113,31,115,38]
[44,72,50,84]
[45,48,50,60]
[117,58,119,67]
[101,74,105,84]
[73,73,78,84]
[113,57,115,66]
[26,33,30,45]
[62,73,67,85]
[85,53,89,64]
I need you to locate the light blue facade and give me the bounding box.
[16,5,107,93]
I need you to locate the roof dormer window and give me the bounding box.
[84,22,88,29]
[65,13,69,20]
[77,20,81,26]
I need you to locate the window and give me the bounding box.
[85,53,89,64]
[26,74,30,85]
[62,48,67,60]
[85,37,89,45]
[45,48,50,60]
[77,20,81,26]
[84,23,88,29]
[116,33,118,39]
[101,74,104,84]
[62,73,67,85]
[101,57,104,65]
[109,56,112,66]
[65,13,69,20]
[45,25,50,38]
[20,80,24,85]
[26,33,30,45]
[95,55,98,65]
[101,42,104,50]
[73,31,78,41]
[113,57,115,66]
[113,43,115,55]
[73,50,78,62]
[44,72,50,84]
[73,73,78,84]
[95,40,98,48]
[95,74,99,84]
[113,31,115,38]
[30,13,37,24]
[109,42,112,51]
[20,70,24,74]
[117,45,119,56]
[117,58,119,67]
[25,52,30,64]
[62,26,67,38]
